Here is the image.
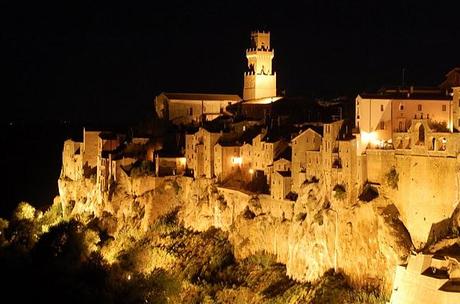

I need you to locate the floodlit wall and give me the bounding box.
[271,172,292,200]
[83,129,100,169]
[291,129,322,192]
[392,154,459,246]
[62,139,83,181]
[214,144,241,182]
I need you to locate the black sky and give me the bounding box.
[2,0,459,125]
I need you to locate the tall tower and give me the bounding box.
[243,31,277,100]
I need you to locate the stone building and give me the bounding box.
[213,143,241,183]
[154,92,241,125]
[271,171,292,200]
[61,139,83,181]
[291,127,322,192]
[270,148,292,200]
[82,128,100,173]
[185,127,222,178]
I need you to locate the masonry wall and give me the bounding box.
[365,150,396,184]
[391,154,459,246]
[83,130,100,169]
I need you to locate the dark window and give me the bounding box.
[418,104,422,111]
[442,105,447,111]
[380,105,384,111]
[189,107,193,115]
[418,124,425,143]
[380,121,385,129]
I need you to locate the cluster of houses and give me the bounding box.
[59,30,460,302]
[61,31,460,205]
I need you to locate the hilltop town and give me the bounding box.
[58,31,460,303]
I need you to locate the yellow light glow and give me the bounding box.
[249,168,254,174]
[361,131,381,146]
[232,157,242,165]
[178,157,186,166]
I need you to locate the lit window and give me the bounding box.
[418,104,422,111]
[442,105,447,111]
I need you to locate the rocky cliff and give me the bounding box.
[55,172,420,296]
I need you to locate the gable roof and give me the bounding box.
[291,127,322,141]
[161,92,241,102]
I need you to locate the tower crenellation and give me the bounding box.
[243,30,277,100]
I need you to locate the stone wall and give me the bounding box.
[390,154,460,247]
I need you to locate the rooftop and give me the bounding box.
[359,86,451,100]
[161,92,241,102]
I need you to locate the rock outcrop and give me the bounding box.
[58,174,415,296]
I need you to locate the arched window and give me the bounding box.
[418,124,425,144]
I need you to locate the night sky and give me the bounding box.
[2,0,460,125]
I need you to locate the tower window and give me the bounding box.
[380,105,384,111]
[418,104,422,111]
[442,104,447,111]
[399,104,404,111]
[189,107,193,115]
[380,121,385,129]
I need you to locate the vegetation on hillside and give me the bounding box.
[0,202,386,304]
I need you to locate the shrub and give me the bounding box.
[429,120,449,132]
[130,160,154,177]
[385,167,399,189]
[333,184,346,200]
[314,211,324,226]
[359,184,379,202]
[296,212,307,222]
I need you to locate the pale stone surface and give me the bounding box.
[176,177,412,295]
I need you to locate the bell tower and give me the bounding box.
[243,31,277,100]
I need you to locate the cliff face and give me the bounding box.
[58,174,413,296]
[175,177,412,295]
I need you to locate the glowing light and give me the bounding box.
[127,274,131,281]
[178,157,186,166]
[361,131,381,146]
[249,168,254,174]
[232,157,242,165]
